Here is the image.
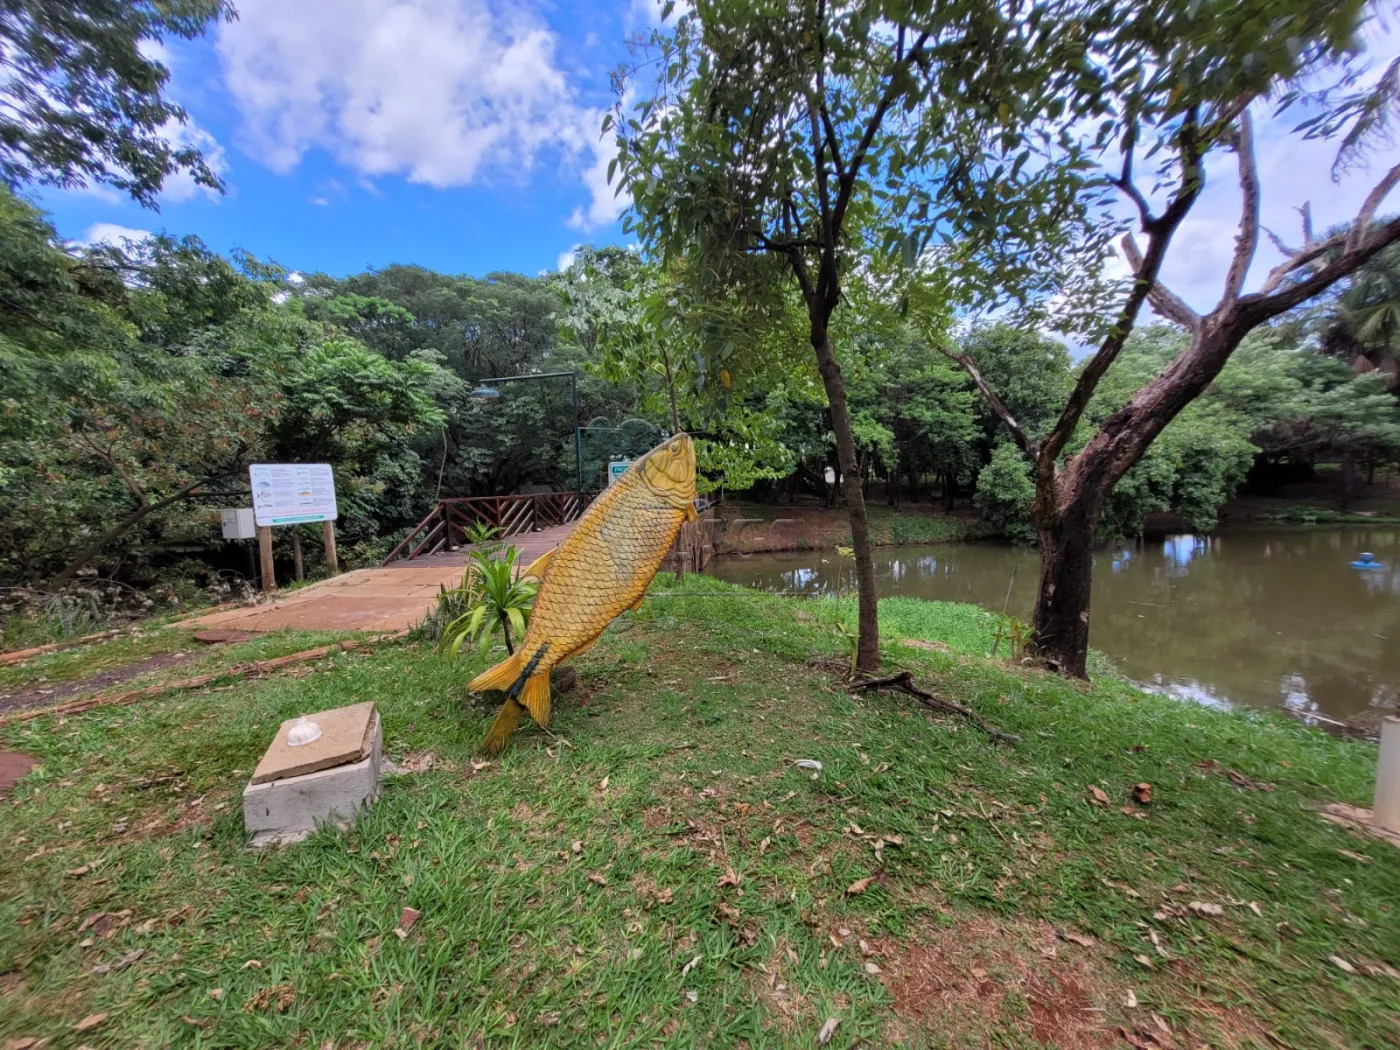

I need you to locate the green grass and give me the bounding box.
[1,578,1396,1048]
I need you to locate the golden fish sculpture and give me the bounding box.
[469,433,698,752]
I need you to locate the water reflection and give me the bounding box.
[710,527,1400,722]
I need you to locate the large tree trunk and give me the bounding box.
[1029,506,1097,677]
[942,472,955,514]
[811,324,879,673]
[51,478,216,586]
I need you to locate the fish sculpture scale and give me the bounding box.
[469,434,698,752]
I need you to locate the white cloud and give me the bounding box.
[568,121,630,231]
[1127,28,1400,316]
[217,0,598,202]
[158,117,229,203]
[556,246,579,271]
[628,0,688,27]
[79,223,154,247]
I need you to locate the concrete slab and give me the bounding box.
[251,701,377,785]
[244,712,382,847]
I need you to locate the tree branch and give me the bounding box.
[1219,109,1258,306]
[1258,160,1400,294]
[1039,111,1206,464]
[1244,214,1400,323]
[938,345,1037,460]
[1107,129,1154,227]
[1122,235,1202,329]
[829,30,931,240]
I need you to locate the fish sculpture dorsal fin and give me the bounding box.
[517,546,557,581]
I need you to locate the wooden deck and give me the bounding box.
[183,523,575,634]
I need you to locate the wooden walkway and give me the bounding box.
[184,524,575,635]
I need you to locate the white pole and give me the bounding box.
[1376,716,1400,833]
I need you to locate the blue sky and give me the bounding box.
[30,1,1400,313]
[37,0,672,278]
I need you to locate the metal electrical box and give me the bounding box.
[221,507,257,540]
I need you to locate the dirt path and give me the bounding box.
[0,651,200,715]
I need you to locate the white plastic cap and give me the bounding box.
[286,716,322,747]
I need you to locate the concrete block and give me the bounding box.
[243,713,382,847]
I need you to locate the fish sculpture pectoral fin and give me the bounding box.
[483,697,526,754]
[468,649,525,695]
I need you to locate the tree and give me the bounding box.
[615,0,1099,671]
[940,4,1400,676]
[0,0,234,206]
[557,245,804,493]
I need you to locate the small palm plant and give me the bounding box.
[438,546,539,660]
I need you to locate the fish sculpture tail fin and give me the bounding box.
[483,697,526,754]
[468,650,525,695]
[520,671,551,727]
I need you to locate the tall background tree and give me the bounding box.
[923,1,1400,676]
[0,0,235,206]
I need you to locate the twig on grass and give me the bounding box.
[847,671,1021,746]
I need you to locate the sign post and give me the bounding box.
[249,464,339,592]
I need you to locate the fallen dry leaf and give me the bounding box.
[863,961,882,975]
[207,988,224,1002]
[398,906,422,933]
[681,953,702,976]
[1125,990,1138,1008]
[598,775,609,790]
[1086,785,1110,807]
[717,868,741,889]
[1061,931,1096,947]
[240,959,262,970]
[1133,782,1153,804]
[571,840,583,855]
[1330,955,1357,974]
[1133,954,1155,969]
[817,1017,840,1045]
[73,1012,108,1033]
[587,873,608,887]
[5,1038,38,1050]
[1188,901,1224,918]
[536,1010,561,1026]
[1336,849,1372,865]
[654,887,673,904]
[845,875,875,897]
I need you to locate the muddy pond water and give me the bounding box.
[708,527,1400,723]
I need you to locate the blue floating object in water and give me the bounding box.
[1351,552,1385,570]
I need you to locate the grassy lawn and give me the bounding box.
[1,577,1397,1048]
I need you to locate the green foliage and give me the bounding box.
[0,189,447,582]
[0,0,234,206]
[974,443,1037,545]
[436,547,538,659]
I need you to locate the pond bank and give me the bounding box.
[0,578,1395,1049]
[710,527,1400,727]
[715,502,980,554]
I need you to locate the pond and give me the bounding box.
[708,527,1400,723]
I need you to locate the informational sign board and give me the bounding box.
[249,463,338,526]
[608,458,632,487]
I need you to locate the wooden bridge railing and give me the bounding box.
[381,491,600,565]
